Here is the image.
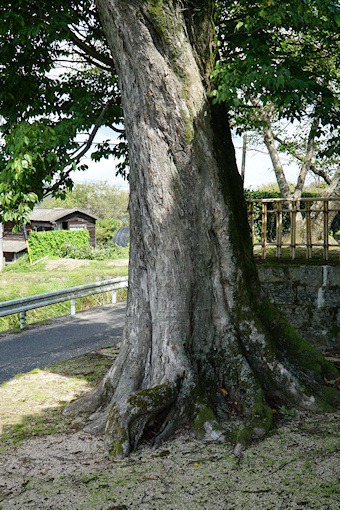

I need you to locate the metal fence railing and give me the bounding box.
[247,197,340,260]
[0,276,128,329]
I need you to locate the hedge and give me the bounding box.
[28,229,90,261]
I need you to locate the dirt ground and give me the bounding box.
[44,258,129,271]
[1,348,339,510]
[107,259,129,267]
[44,259,91,271]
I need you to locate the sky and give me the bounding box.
[70,129,302,191]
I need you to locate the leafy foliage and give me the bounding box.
[0,0,128,223]
[214,0,340,159]
[96,217,127,247]
[58,241,127,260]
[28,229,89,261]
[27,227,128,261]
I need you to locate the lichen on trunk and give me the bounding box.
[64,0,340,457]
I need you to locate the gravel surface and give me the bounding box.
[1,409,339,509]
[1,345,339,510]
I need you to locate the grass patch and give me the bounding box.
[0,256,128,332]
[254,245,339,266]
[0,349,118,452]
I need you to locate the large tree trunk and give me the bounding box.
[65,0,339,456]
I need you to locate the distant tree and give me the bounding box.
[213,0,340,238]
[41,181,129,220]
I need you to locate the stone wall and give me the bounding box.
[258,265,340,352]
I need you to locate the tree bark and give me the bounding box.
[306,165,340,242]
[64,0,340,457]
[250,98,292,199]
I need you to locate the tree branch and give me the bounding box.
[273,134,332,185]
[107,123,125,134]
[71,48,113,72]
[71,100,115,163]
[250,96,291,198]
[44,99,119,199]
[69,31,115,70]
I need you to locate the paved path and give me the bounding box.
[0,301,126,384]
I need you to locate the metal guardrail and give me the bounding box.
[0,276,128,329]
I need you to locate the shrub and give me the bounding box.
[59,241,128,260]
[96,217,127,247]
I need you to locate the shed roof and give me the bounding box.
[2,239,27,253]
[29,208,98,223]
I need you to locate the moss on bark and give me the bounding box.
[258,297,339,382]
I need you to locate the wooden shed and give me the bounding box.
[3,207,98,262]
[2,239,27,263]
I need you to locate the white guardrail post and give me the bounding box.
[112,290,117,304]
[0,276,128,329]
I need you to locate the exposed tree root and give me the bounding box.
[64,317,340,459]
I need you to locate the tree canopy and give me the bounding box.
[215,0,340,139]
[1,0,340,222]
[213,0,340,194]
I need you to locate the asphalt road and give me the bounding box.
[0,301,126,384]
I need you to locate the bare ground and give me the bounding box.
[44,257,129,270]
[1,348,339,510]
[44,259,91,271]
